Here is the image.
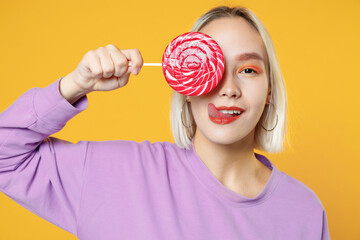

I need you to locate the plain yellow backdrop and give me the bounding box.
[0,0,359,239]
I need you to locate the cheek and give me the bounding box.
[189,101,207,123]
[246,84,268,108]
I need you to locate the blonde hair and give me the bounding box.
[170,6,290,153]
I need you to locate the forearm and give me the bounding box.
[0,78,88,172]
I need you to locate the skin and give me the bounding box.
[187,17,273,198]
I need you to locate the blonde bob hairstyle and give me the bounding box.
[170,6,289,153]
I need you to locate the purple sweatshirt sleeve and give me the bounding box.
[0,77,89,236]
[322,209,331,240]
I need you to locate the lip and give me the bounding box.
[215,106,245,111]
[208,103,245,125]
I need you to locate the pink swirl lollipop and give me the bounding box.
[162,32,224,96]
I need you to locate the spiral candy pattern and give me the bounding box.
[162,32,224,96]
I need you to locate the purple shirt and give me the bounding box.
[0,77,330,239]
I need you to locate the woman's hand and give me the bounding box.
[59,45,144,104]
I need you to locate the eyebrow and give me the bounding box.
[234,52,264,62]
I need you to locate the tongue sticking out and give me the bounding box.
[208,103,239,118]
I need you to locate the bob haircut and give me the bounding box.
[170,6,290,153]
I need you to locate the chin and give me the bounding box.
[205,131,247,145]
[199,123,255,145]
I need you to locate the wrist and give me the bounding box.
[59,73,88,105]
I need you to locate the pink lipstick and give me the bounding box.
[208,103,245,125]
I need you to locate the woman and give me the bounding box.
[0,6,330,240]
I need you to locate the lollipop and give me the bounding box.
[128,32,225,96]
[162,32,224,96]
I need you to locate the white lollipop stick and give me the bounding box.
[128,62,161,67]
[143,63,162,66]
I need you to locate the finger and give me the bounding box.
[106,44,129,77]
[84,51,103,79]
[121,49,144,75]
[96,47,115,78]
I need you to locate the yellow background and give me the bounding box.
[0,0,359,239]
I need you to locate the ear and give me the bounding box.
[266,88,271,104]
[186,96,191,102]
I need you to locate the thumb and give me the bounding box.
[117,71,132,88]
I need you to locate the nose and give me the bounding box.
[217,70,241,98]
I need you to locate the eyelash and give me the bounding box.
[239,68,258,75]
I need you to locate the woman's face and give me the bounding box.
[188,17,271,145]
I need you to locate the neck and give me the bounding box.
[192,128,263,188]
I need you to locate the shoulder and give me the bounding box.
[85,139,187,178]
[88,139,165,153]
[277,170,325,211]
[87,139,183,163]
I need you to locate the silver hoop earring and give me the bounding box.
[181,101,194,128]
[260,102,278,132]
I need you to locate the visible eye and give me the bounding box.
[240,68,257,74]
